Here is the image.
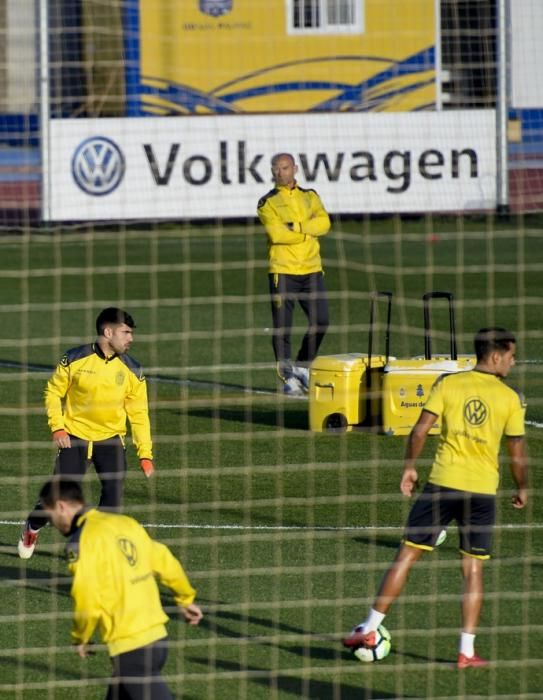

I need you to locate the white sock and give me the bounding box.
[358,608,386,633]
[459,632,475,657]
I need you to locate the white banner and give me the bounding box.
[45,112,496,221]
[511,0,543,109]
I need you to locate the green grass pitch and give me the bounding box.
[0,216,542,698]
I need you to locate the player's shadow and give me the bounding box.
[353,534,402,551]
[399,648,452,665]
[0,563,73,598]
[167,604,309,640]
[186,657,406,699]
[1,654,84,681]
[184,505,329,532]
[177,405,309,430]
[281,640,451,667]
[267,636,356,665]
[173,601,452,666]
[149,375,273,397]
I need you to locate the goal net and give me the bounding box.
[1,1,542,698]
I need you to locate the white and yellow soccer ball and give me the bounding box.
[353,625,392,663]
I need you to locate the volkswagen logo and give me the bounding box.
[200,0,233,17]
[464,397,489,427]
[72,136,125,196]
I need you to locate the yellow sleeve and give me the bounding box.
[423,375,445,416]
[150,538,196,607]
[44,359,71,433]
[300,193,331,237]
[125,373,153,459]
[505,390,526,436]
[68,556,102,645]
[257,198,307,245]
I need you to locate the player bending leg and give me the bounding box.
[343,327,528,667]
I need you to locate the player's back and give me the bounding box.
[69,509,169,656]
[425,370,526,494]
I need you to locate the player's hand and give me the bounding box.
[52,430,71,449]
[181,603,203,626]
[511,488,527,509]
[400,467,418,497]
[139,459,155,478]
[75,643,94,658]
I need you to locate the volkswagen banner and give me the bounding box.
[44,112,496,221]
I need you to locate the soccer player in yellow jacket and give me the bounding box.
[343,327,528,668]
[257,153,331,396]
[40,479,202,700]
[18,307,155,559]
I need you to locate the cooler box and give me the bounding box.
[309,353,388,432]
[381,356,476,435]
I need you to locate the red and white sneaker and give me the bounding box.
[18,524,40,560]
[342,626,377,649]
[457,653,488,669]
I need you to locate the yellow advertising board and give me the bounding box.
[136,0,436,115]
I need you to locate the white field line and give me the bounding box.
[1,520,542,532]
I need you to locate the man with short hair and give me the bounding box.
[18,307,155,559]
[343,327,528,668]
[257,152,331,396]
[40,478,202,700]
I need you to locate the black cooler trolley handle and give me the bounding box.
[422,291,457,360]
[367,290,392,371]
[365,291,393,428]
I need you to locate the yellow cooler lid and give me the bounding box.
[385,357,475,373]
[311,353,368,372]
[311,353,389,372]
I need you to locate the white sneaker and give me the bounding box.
[283,376,305,397]
[292,366,310,393]
[18,524,40,559]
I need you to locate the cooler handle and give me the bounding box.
[422,291,457,360]
[368,291,392,370]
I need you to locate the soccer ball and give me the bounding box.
[352,625,392,663]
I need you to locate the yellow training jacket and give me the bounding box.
[44,343,152,459]
[67,508,197,657]
[257,182,331,275]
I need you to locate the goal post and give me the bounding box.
[1,2,543,699]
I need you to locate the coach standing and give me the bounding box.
[343,327,528,668]
[18,307,155,559]
[257,153,331,396]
